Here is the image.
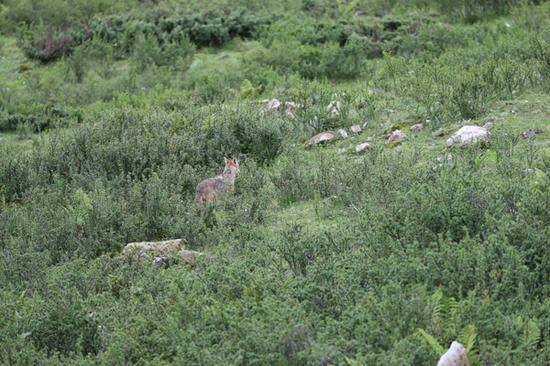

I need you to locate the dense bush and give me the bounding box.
[91,8,272,52]
[15,7,270,64]
[18,27,75,63]
[0,112,548,363]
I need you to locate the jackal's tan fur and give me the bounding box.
[195,157,240,206]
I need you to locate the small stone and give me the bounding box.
[263,98,281,110]
[336,148,347,155]
[355,142,371,154]
[387,129,406,144]
[410,123,424,132]
[432,129,445,137]
[350,124,362,134]
[307,131,335,147]
[521,128,543,139]
[446,125,489,147]
[437,341,470,366]
[337,129,348,139]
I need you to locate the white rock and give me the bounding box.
[437,341,470,366]
[337,129,348,139]
[411,123,424,132]
[263,98,281,110]
[355,142,371,154]
[387,129,406,144]
[446,125,489,147]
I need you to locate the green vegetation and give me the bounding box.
[0,0,548,364]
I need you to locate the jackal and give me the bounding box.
[195,157,240,206]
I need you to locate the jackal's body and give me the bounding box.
[195,158,240,206]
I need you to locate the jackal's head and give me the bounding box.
[223,157,240,176]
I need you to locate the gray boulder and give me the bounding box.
[355,142,371,154]
[263,98,281,110]
[446,125,489,147]
[387,129,406,144]
[307,131,335,147]
[337,129,348,139]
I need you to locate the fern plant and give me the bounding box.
[416,290,480,365]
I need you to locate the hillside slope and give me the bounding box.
[0,1,549,364]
